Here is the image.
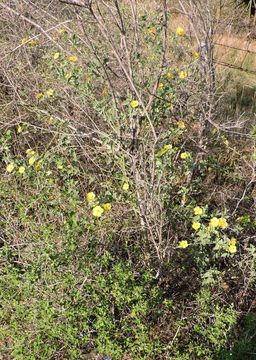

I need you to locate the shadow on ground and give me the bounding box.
[216,312,256,360]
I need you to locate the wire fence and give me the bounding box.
[214,40,256,76]
[214,41,256,55]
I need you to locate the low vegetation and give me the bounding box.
[0,0,255,359]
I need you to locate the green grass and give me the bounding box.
[0,1,256,359]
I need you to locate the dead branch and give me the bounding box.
[59,0,89,7]
[0,2,65,52]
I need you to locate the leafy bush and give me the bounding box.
[0,0,255,359]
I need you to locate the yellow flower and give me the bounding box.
[166,72,174,79]
[180,152,190,160]
[176,26,185,36]
[53,52,60,60]
[177,120,186,129]
[68,55,78,62]
[193,51,199,60]
[21,37,28,44]
[192,222,201,231]
[28,40,37,47]
[92,205,104,218]
[57,28,65,35]
[130,100,139,108]
[101,88,108,97]
[158,82,164,90]
[35,92,43,100]
[47,116,56,125]
[194,206,203,216]
[86,192,96,203]
[148,26,157,35]
[219,217,228,229]
[34,161,42,171]
[17,125,22,133]
[18,166,25,174]
[178,240,189,249]
[157,144,172,157]
[209,217,219,228]
[28,156,36,165]
[230,237,237,246]
[6,163,15,173]
[228,244,237,254]
[26,149,35,156]
[122,182,129,191]
[179,71,188,79]
[103,203,111,211]
[45,89,54,97]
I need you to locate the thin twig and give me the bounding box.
[0,3,65,52]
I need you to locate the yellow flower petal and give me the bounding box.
[86,192,96,203]
[228,244,237,254]
[179,71,188,79]
[17,125,22,133]
[18,166,25,174]
[229,237,237,246]
[219,217,228,229]
[6,163,15,173]
[157,144,172,157]
[166,72,174,80]
[148,26,157,35]
[193,206,203,216]
[57,28,65,35]
[101,88,108,97]
[193,51,199,60]
[130,100,139,108]
[122,182,129,191]
[178,240,188,249]
[28,40,37,47]
[45,89,54,97]
[92,205,104,218]
[28,156,36,165]
[180,152,190,160]
[192,222,201,231]
[68,55,78,63]
[102,203,111,211]
[53,52,60,60]
[35,92,44,100]
[209,217,219,228]
[26,149,35,156]
[176,26,185,36]
[34,161,42,171]
[177,120,186,129]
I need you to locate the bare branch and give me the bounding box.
[0,2,65,52]
[59,0,88,7]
